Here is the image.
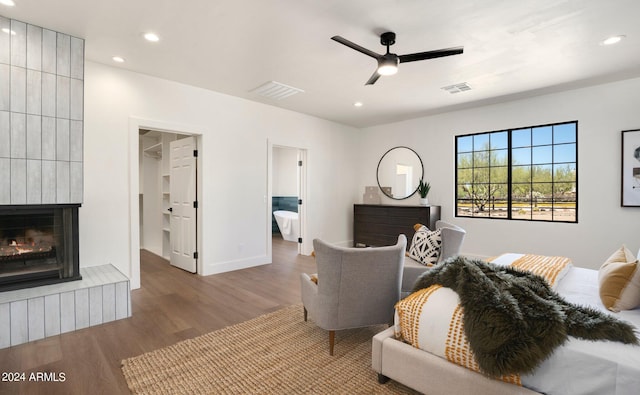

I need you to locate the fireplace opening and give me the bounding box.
[0,205,81,292]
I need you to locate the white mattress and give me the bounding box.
[521,266,640,395]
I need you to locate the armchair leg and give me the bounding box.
[329,330,335,356]
[303,307,307,322]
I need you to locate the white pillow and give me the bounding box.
[408,226,442,266]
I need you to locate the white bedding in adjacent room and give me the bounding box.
[396,259,640,395]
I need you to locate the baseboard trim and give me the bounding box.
[202,255,270,276]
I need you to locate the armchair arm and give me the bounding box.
[300,273,319,316]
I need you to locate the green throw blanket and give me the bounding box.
[412,256,639,377]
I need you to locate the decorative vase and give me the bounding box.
[419,197,429,206]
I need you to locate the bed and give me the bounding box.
[372,251,640,395]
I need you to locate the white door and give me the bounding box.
[169,136,197,273]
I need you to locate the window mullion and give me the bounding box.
[507,130,512,219]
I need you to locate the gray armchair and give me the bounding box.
[402,220,466,297]
[301,235,406,355]
[436,220,466,261]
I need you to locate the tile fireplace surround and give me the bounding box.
[0,16,131,348]
[1,15,83,205]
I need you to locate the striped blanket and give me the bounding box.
[488,253,572,289]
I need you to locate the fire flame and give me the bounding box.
[2,239,52,256]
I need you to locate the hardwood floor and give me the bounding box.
[0,237,314,395]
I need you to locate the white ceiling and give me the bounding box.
[3,0,640,128]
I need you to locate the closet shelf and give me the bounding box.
[143,142,162,159]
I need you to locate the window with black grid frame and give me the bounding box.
[455,121,577,222]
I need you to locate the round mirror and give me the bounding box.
[376,146,424,200]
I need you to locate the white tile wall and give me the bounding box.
[70,37,84,80]
[44,294,60,337]
[41,116,56,160]
[0,64,8,110]
[56,161,70,203]
[75,288,89,329]
[0,17,9,65]
[41,72,56,117]
[70,161,83,203]
[1,17,84,204]
[27,159,42,204]
[10,158,26,204]
[26,114,41,159]
[0,265,131,349]
[26,24,42,71]
[0,158,9,204]
[10,65,26,113]
[10,20,26,68]
[10,112,26,158]
[56,33,70,77]
[0,304,9,349]
[10,300,28,346]
[27,297,45,342]
[41,160,56,203]
[0,111,9,157]
[59,291,75,334]
[56,75,70,119]
[41,29,57,74]
[56,118,70,160]
[26,70,42,115]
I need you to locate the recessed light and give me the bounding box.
[112,56,125,63]
[354,102,363,107]
[144,32,160,42]
[0,0,16,7]
[602,35,625,45]
[1,28,16,35]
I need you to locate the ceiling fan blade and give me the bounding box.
[331,36,381,59]
[365,70,381,85]
[398,46,464,63]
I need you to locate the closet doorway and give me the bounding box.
[139,129,198,273]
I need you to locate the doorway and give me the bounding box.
[268,144,308,260]
[139,129,198,273]
[129,117,203,289]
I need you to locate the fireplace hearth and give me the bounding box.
[0,205,81,292]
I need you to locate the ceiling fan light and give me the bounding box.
[378,64,398,76]
[377,56,399,76]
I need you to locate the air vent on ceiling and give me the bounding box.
[441,82,471,94]
[250,81,304,100]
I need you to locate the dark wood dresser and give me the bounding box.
[353,204,441,249]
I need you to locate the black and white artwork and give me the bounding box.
[621,129,640,207]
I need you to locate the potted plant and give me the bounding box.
[417,180,431,206]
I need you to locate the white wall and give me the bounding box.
[357,77,640,270]
[82,61,359,288]
[273,146,298,197]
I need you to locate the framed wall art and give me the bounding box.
[621,129,640,207]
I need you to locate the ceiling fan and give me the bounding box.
[331,31,464,85]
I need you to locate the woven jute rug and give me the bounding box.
[121,304,418,394]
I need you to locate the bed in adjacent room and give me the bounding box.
[372,247,640,395]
